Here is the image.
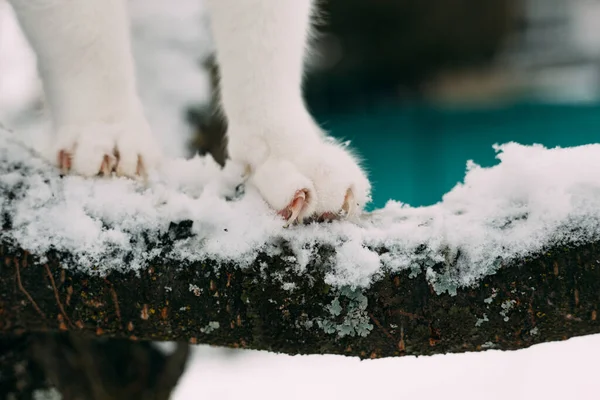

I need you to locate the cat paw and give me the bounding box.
[249,140,371,224]
[54,117,162,179]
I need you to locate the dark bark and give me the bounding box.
[2,239,600,362]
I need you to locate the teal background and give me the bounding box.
[316,102,600,210]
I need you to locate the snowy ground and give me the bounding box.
[2,1,600,399]
[174,336,600,400]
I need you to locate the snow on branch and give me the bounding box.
[2,127,600,358]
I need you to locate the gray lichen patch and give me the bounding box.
[475,313,489,327]
[484,290,498,304]
[200,321,220,334]
[316,286,373,338]
[500,299,517,322]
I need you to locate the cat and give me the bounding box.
[7,0,371,223]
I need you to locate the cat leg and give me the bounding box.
[8,0,161,177]
[205,0,371,223]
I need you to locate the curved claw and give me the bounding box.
[58,150,72,175]
[279,187,358,225]
[279,189,308,226]
[99,154,118,176]
[341,188,356,217]
[58,150,147,179]
[316,189,356,222]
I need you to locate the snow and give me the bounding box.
[173,335,600,400]
[3,127,600,294]
[2,1,600,399]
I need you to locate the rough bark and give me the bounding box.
[2,239,599,361]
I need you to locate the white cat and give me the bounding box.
[7,0,370,223]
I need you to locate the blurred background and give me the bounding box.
[188,0,600,209]
[2,0,600,398]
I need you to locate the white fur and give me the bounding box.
[9,0,370,218]
[8,0,161,177]
[206,0,370,219]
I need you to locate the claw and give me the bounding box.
[136,155,147,181]
[318,212,338,222]
[58,150,71,175]
[341,188,356,217]
[315,188,356,222]
[99,154,116,176]
[279,189,308,226]
[280,187,357,225]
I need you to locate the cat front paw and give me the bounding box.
[54,116,162,179]
[248,139,371,224]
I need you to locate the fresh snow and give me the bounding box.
[2,127,600,294]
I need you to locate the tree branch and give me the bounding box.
[2,239,599,360]
[1,129,600,362]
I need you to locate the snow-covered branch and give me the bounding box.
[2,127,600,359]
[2,235,600,359]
